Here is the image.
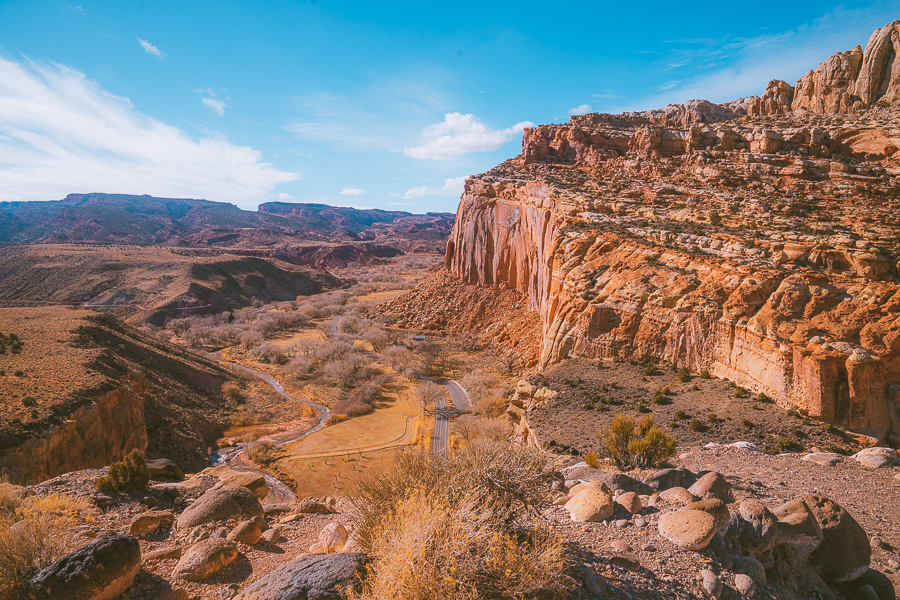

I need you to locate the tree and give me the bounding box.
[494,347,521,376]
[414,381,443,413]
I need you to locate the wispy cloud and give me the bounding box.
[136,38,166,59]
[567,104,592,116]
[403,113,533,160]
[403,175,467,199]
[201,97,226,116]
[66,4,84,13]
[0,57,296,206]
[340,187,366,196]
[277,192,292,200]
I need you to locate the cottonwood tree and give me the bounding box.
[494,347,522,375]
[414,381,443,413]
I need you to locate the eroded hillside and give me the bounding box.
[444,20,900,443]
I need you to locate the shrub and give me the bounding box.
[636,402,652,413]
[598,415,677,470]
[733,387,747,398]
[221,381,244,402]
[707,413,718,423]
[350,442,575,600]
[583,450,600,469]
[21,398,35,408]
[12,372,23,378]
[700,369,711,379]
[248,442,285,467]
[689,419,707,433]
[642,364,659,376]
[93,449,150,493]
[674,409,689,420]
[757,392,771,403]
[740,418,754,429]
[675,368,691,382]
[652,390,670,405]
[776,437,803,453]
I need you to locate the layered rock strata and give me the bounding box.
[445,22,900,442]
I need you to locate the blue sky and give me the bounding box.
[0,1,897,212]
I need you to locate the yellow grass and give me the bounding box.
[278,447,409,500]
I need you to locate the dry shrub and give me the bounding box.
[583,450,600,469]
[0,493,86,598]
[221,381,244,402]
[454,414,511,445]
[598,415,677,470]
[93,449,150,493]
[351,442,576,600]
[248,442,285,467]
[325,413,350,426]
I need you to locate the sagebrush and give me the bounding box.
[93,449,150,493]
[598,415,677,469]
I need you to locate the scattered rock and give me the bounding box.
[802,452,844,467]
[309,523,348,553]
[734,573,756,598]
[804,494,871,583]
[567,480,611,498]
[852,447,898,469]
[686,498,730,536]
[700,568,723,598]
[733,556,767,584]
[263,503,293,517]
[143,546,183,561]
[595,472,653,495]
[615,491,642,514]
[146,458,184,480]
[738,499,778,556]
[261,526,283,543]
[657,486,696,506]
[92,495,116,509]
[171,538,238,581]
[128,510,174,538]
[212,468,269,500]
[176,485,264,529]
[234,553,367,600]
[296,498,336,514]
[28,533,141,600]
[643,467,697,491]
[658,509,717,550]
[227,518,264,545]
[140,496,160,508]
[688,472,733,502]
[564,487,614,522]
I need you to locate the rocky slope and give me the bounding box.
[445,21,900,444]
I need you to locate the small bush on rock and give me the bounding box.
[598,415,677,470]
[93,449,150,493]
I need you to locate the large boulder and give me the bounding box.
[595,472,653,495]
[128,510,175,537]
[564,487,614,522]
[176,485,264,529]
[227,518,265,545]
[234,553,367,600]
[804,495,871,583]
[656,486,696,506]
[146,458,184,480]
[688,472,733,502]
[658,509,717,550]
[773,499,824,560]
[738,499,778,557]
[851,447,897,469]
[309,523,348,554]
[28,533,141,600]
[171,538,238,581]
[686,498,730,536]
[643,467,697,491]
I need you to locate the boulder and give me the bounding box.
[567,480,611,498]
[686,498,730,536]
[615,491,642,514]
[212,468,269,500]
[595,472,653,495]
[773,499,824,559]
[234,553,367,600]
[143,546,183,561]
[146,458,184,480]
[733,555,767,584]
[688,472,733,502]
[804,495,871,583]
[643,467,697,491]
[176,485,264,529]
[128,510,174,538]
[658,509,717,550]
[227,518,265,545]
[802,452,844,467]
[701,568,723,599]
[657,486,696,506]
[564,487,614,522]
[309,523,348,553]
[171,538,238,581]
[296,498,335,514]
[738,499,778,556]
[28,533,141,600]
[559,462,603,482]
[734,573,756,598]
[851,447,897,468]
[261,526,284,543]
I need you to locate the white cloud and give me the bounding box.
[137,38,166,59]
[403,175,467,199]
[340,187,366,196]
[0,57,296,206]
[403,113,533,160]
[277,193,292,200]
[568,104,592,116]
[201,97,226,116]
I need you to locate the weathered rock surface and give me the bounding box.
[176,485,264,529]
[658,509,717,550]
[564,487,614,522]
[233,553,367,600]
[171,538,238,581]
[28,533,141,600]
[146,459,184,480]
[128,510,175,537]
[804,494,871,583]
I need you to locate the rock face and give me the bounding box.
[444,22,900,442]
[803,494,871,582]
[234,553,367,600]
[28,533,141,600]
[657,509,717,550]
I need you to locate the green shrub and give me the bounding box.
[636,402,652,413]
[700,369,711,379]
[776,437,803,453]
[733,387,747,398]
[598,415,677,470]
[675,368,691,382]
[689,419,707,433]
[652,390,670,405]
[642,364,659,376]
[757,392,771,403]
[707,413,718,423]
[740,418,754,429]
[93,449,150,493]
[674,409,689,420]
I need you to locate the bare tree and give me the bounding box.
[494,347,522,376]
[414,381,443,413]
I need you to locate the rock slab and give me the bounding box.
[234,553,367,600]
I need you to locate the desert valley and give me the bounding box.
[1,12,900,600]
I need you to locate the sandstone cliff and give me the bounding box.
[445,22,900,443]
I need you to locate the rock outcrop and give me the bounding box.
[444,21,900,443]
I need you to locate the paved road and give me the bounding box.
[429,379,471,457]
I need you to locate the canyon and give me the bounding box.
[445,20,900,444]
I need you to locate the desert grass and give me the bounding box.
[350,441,576,600]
